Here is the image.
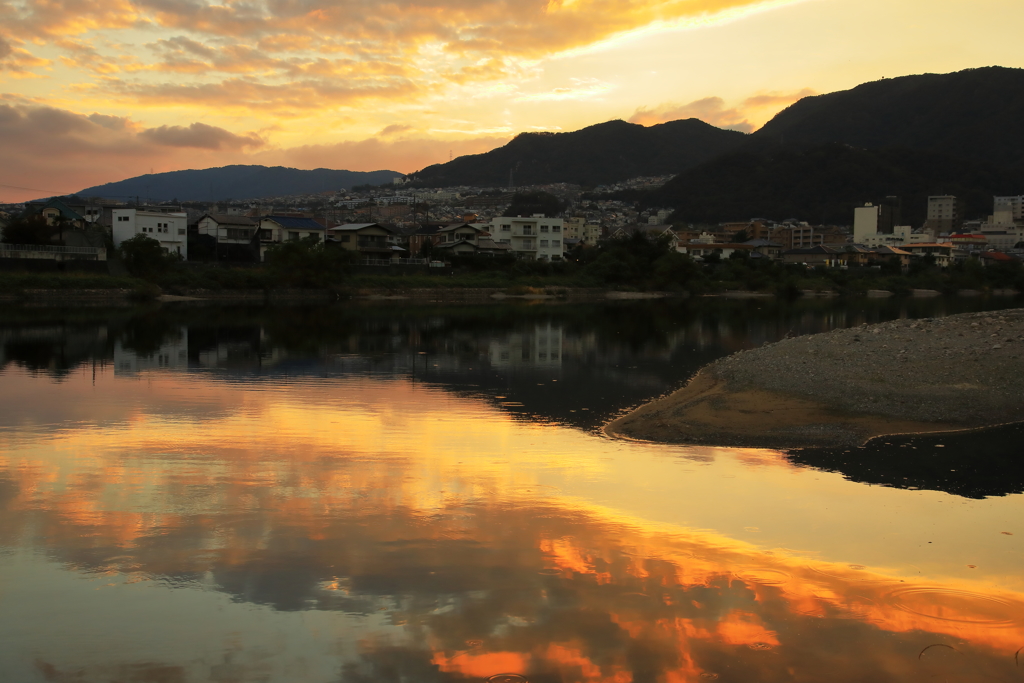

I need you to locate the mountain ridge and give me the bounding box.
[409,118,747,188]
[77,165,401,203]
[652,66,1024,224]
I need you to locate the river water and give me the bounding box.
[1,296,1023,683]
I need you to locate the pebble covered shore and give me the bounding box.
[609,307,1024,448]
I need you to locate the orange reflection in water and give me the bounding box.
[1,367,1023,682]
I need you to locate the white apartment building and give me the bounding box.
[853,203,880,243]
[489,215,565,260]
[111,209,188,259]
[858,225,933,248]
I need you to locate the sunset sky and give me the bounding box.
[1,0,1023,200]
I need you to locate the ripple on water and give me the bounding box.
[487,675,528,683]
[886,587,1019,626]
[805,564,887,583]
[732,568,792,586]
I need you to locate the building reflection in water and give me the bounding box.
[2,299,1024,681]
[114,326,188,373]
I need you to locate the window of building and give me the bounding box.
[178,229,185,235]
[540,225,548,233]
[289,232,300,241]
[540,240,549,247]
[551,240,560,247]
[501,224,511,231]
[552,225,560,233]
[341,235,351,243]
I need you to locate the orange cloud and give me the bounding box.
[0,34,51,74]
[629,88,817,132]
[0,100,507,199]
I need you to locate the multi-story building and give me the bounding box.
[924,195,962,236]
[489,215,565,260]
[111,208,188,259]
[562,217,601,247]
[994,196,1023,221]
[775,224,847,250]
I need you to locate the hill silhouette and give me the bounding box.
[652,67,1024,224]
[752,66,1024,171]
[647,144,1017,225]
[77,165,400,202]
[410,119,746,188]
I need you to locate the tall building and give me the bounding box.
[994,196,1023,221]
[924,195,961,235]
[853,203,880,243]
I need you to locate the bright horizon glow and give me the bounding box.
[1,0,1023,200]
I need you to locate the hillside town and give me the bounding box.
[1,178,1022,273]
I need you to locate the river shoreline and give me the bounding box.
[607,308,1024,449]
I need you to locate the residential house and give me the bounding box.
[782,245,845,267]
[25,198,88,231]
[742,239,783,259]
[112,208,188,259]
[978,250,1019,267]
[196,214,260,260]
[901,242,955,268]
[869,245,913,272]
[408,224,445,256]
[489,216,565,261]
[258,215,326,261]
[432,222,512,258]
[328,223,396,260]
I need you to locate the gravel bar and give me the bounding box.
[607,308,1024,449]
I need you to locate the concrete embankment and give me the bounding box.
[607,308,1024,449]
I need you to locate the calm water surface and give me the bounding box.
[1,297,1023,683]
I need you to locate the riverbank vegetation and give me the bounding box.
[0,232,1021,297]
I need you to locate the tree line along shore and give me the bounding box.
[0,231,1021,301]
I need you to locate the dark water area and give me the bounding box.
[791,423,1024,499]
[1,295,1023,683]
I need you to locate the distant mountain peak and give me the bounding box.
[76,165,402,202]
[412,117,745,188]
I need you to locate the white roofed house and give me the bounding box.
[112,208,188,260]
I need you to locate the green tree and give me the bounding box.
[265,237,360,288]
[119,234,180,277]
[2,214,56,245]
